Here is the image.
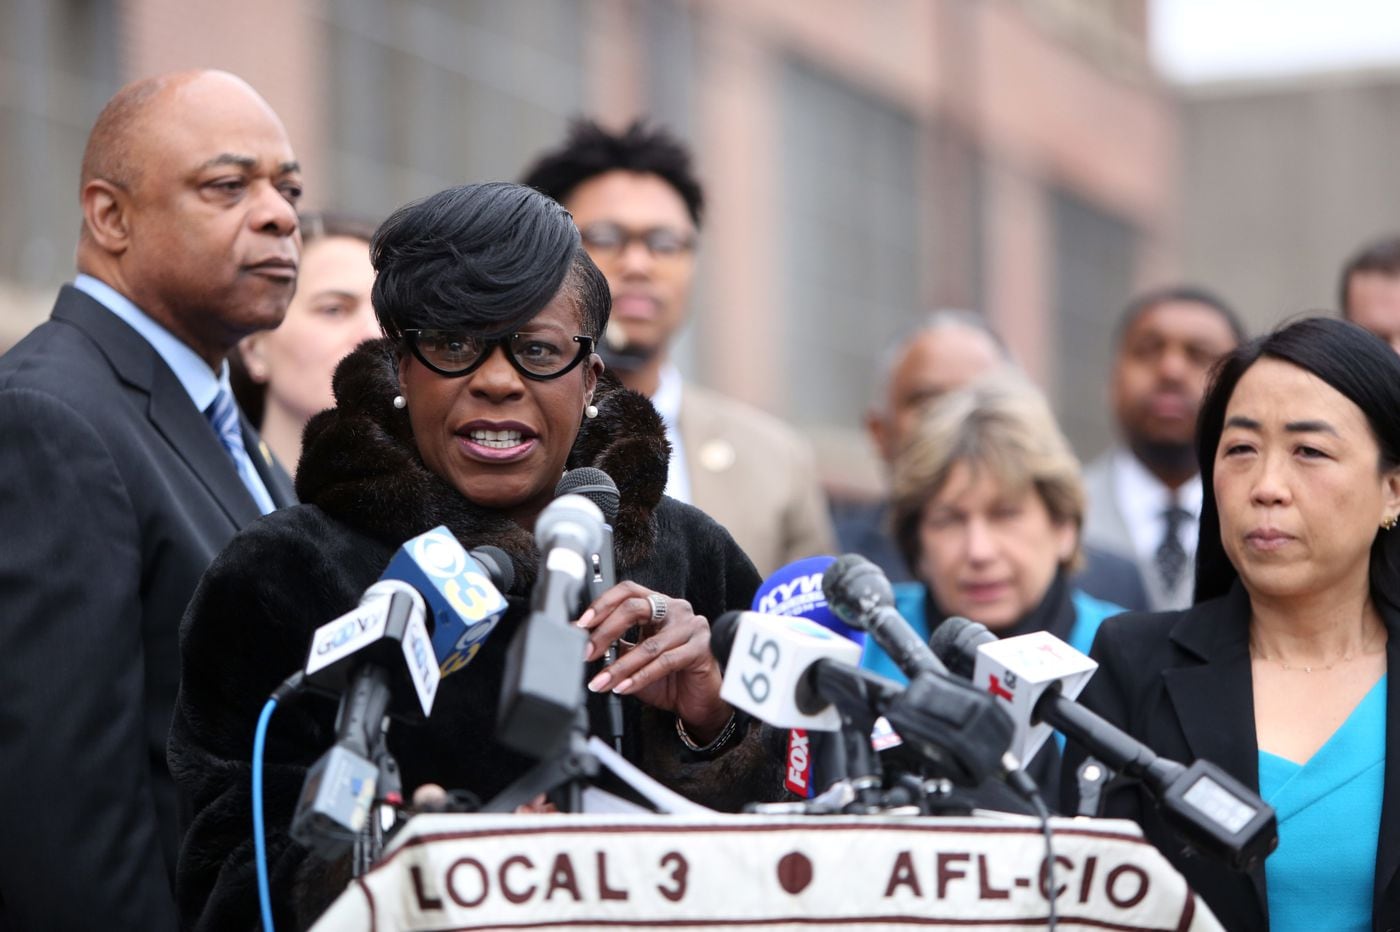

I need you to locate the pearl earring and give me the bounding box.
[584,404,599,419]
[393,395,406,410]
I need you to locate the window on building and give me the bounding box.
[1051,186,1136,458]
[780,56,922,427]
[323,0,585,221]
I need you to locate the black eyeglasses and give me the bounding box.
[403,330,595,380]
[579,222,697,260]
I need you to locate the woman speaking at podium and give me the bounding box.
[168,183,780,930]
[1064,318,1400,931]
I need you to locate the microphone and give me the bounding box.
[710,611,1010,787]
[378,525,513,677]
[821,553,949,679]
[821,554,1015,785]
[293,527,512,858]
[302,580,439,721]
[530,494,603,622]
[556,468,624,753]
[294,581,434,857]
[555,467,618,600]
[711,610,866,731]
[753,555,866,645]
[497,494,605,757]
[752,555,864,797]
[952,623,1097,764]
[931,617,1279,872]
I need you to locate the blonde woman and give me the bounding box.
[861,374,1126,804]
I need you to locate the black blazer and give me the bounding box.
[0,286,295,931]
[1062,583,1400,932]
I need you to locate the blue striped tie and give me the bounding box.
[205,387,276,516]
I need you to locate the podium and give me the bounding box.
[312,812,1223,930]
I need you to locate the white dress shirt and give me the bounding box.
[1111,447,1202,566]
[650,362,692,504]
[73,274,275,512]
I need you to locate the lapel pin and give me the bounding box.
[699,439,736,472]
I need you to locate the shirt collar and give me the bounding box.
[1113,446,1203,520]
[73,273,227,412]
[650,361,684,429]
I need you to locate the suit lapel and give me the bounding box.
[54,287,260,528]
[242,416,297,507]
[1374,605,1400,914]
[146,371,261,527]
[1160,584,1268,914]
[678,389,726,513]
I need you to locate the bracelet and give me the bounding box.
[675,711,739,753]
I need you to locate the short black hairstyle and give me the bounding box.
[520,118,705,227]
[1194,317,1400,609]
[1338,235,1400,318]
[371,182,611,346]
[230,210,380,427]
[1115,284,1246,347]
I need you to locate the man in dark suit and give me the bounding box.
[0,70,301,930]
[1081,287,1243,611]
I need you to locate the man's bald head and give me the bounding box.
[81,73,174,193]
[867,311,1010,464]
[76,69,303,368]
[80,71,279,199]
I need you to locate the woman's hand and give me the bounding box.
[577,581,732,743]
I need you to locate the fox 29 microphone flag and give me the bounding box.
[751,555,866,797]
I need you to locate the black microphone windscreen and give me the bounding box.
[928,616,996,679]
[821,553,895,627]
[555,467,620,524]
[468,545,515,593]
[708,610,745,668]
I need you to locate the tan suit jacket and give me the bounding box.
[678,383,836,577]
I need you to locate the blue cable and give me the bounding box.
[253,696,278,932]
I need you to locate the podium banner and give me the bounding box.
[312,813,1221,931]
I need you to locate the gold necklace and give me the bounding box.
[1250,630,1385,673]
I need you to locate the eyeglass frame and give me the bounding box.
[578,222,697,260]
[402,329,597,381]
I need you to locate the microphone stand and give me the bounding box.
[836,708,884,814]
[481,704,602,813]
[352,718,403,878]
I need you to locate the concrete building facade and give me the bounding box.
[1,0,1180,488]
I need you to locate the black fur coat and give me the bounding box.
[167,340,781,930]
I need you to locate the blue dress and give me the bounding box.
[1258,675,1386,932]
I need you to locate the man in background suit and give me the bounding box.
[835,310,1149,610]
[522,120,834,576]
[0,70,300,930]
[1081,286,1244,611]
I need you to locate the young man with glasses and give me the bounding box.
[521,120,834,576]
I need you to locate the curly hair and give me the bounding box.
[520,118,704,226]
